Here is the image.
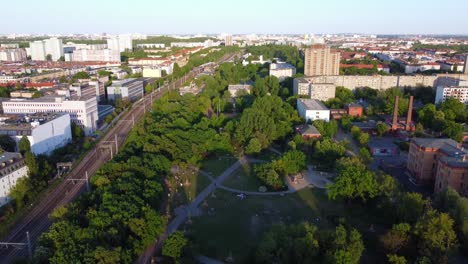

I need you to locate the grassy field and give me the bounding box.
[200,154,238,178]
[222,162,263,192]
[184,188,383,263]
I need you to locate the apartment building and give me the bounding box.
[304,44,340,76]
[270,62,296,82]
[0,48,27,62]
[0,152,28,207]
[436,86,468,105]
[107,79,144,102]
[0,113,72,155]
[29,38,63,61]
[107,35,133,52]
[435,155,468,196]
[297,98,330,122]
[71,49,120,62]
[1,96,98,135]
[293,78,336,101]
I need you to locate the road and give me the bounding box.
[0,52,238,263]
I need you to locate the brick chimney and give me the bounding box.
[391,96,399,130]
[406,96,414,131]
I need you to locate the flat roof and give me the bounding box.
[298,98,328,110]
[440,155,468,168]
[0,113,68,131]
[0,152,22,163]
[110,78,143,87]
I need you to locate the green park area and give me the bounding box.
[183,187,382,263]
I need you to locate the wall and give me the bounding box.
[296,73,468,91]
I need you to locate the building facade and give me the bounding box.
[435,86,468,105]
[0,48,27,62]
[2,96,98,135]
[29,40,46,61]
[0,152,28,207]
[71,49,120,62]
[270,63,296,82]
[435,156,468,196]
[304,44,340,76]
[293,78,336,101]
[0,113,72,155]
[297,98,330,122]
[107,79,144,102]
[107,35,133,52]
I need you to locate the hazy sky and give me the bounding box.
[2,0,467,35]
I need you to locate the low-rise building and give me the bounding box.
[0,152,28,207]
[435,86,468,105]
[70,49,120,62]
[295,124,321,139]
[293,78,336,101]
[297,99,330,122]
[1,96,98,136]
[345,103,364,117]
[107,78,144,102]
[407,138,467,186]
[227,84,251,97]
[435,155,468,196]
[269,62,296,82]
[368,140,399,156]
[0,113,72,155]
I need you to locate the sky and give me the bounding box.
[1,0,467,35]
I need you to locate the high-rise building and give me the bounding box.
[0,48,27,61]
[107,35,133,52]
[225,34,233,46]
[29,38,63,61]
[44,38,63,61]
[304,44,340,76]
[29,40,46,61]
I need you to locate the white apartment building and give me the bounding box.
[71,49,120,62]
[0,113,72,155]
[29,40,46,61]
[293,78,336,101]
[0,49,27,62]
[2,96,98,136]
[0,152,28,207]
[270,62,296,82]
[297,98,330,122]
[44,38,64,61]
[29,38,63,61]
[170,42,204,48]
[107,79,144,102]
[0,75,30,84]
[225,34,233,46]
[107,35,133,52]
[435,86,468,105]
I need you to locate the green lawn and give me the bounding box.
[222,163,263,192]
[184,188,382,263]
[169,172,211,209]
[200,154,238,178]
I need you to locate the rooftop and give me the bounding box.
[412,138,467,156]
[296,124,321,135]
[110,78,143,87]
[0,152,22,167]
[0,113,68,132]
[298,99,328,110]
[439,155,468,168]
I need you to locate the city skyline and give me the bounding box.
[2,0,468,35]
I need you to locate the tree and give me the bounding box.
[327,157,378,202]
[278,150,306,175]
[357,132,370,147]
[387,254,407,264]
[25,151,39,178]
[312,138,347,171]
[73,71,90,80]
[162,231,187,262]
[0,135,17,152]
[246,138,262,154]
[325,224,364,264]
[18,135,31,155]
[376,123,389,137]
[71,123,85,141]
[417,104,436,128]
[414,210,458,263]
[397,192,429,223]
[380,223,411,253]
[46,54,52,61]
[358,147,372,164]
[9,177,29,209]
[439,97,467,122]
[256,222,320,264]
[442,120,464,142]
